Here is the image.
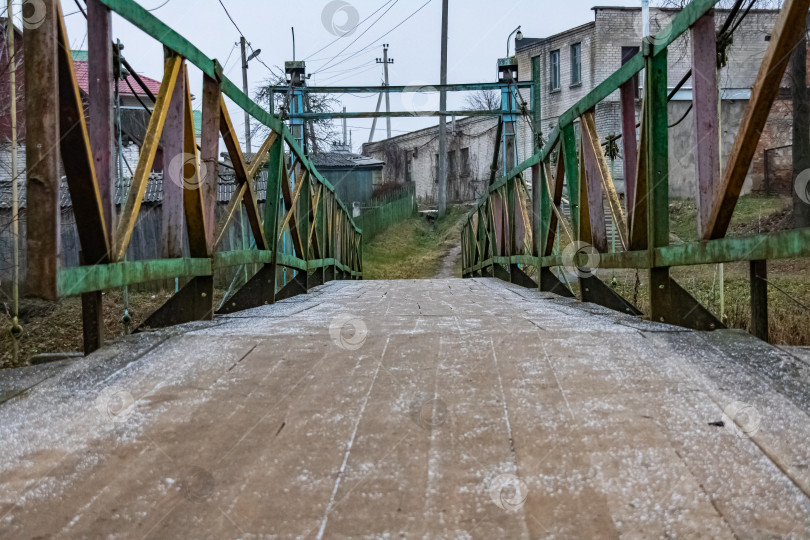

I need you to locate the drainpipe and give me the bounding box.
[642,0,650,37]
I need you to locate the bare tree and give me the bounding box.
[464,89,500,111]
[254,69,339,154]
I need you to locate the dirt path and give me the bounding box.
[434,244,462,278]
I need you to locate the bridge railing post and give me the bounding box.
[644,39,672,325]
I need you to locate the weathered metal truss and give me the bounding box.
[24,0,362,352]
[462,0,810,339]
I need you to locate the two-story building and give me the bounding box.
[363,6,795,206]
[515,6,791,197]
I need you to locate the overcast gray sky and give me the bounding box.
[58,0,637,151]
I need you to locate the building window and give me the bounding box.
[448,150,456,177]
[570,42,582,86]
[460,148,470,176]
[549,49,560,91]
[406,151,413,182]
[434,153,439,183]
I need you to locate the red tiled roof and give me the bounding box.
[74,60,163,97]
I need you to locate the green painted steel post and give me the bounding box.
[506,179,516,281]
[539,162,552,258]
[531,55,543,287]
[644,40,672,324]
[318,183,325,284]
[561,123,580,242]
[264,137,284,303]
[301,170,311,289]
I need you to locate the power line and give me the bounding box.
[214,0,274,77]
[319,63,379,84]
[215,0,245,38]
[313,0,401,74]
[304,0,396,61]
[315,0,432,75]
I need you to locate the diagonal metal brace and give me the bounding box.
[137,276,214,331]
[580,274,643,316]
[540,267,575,298]
[653,275,725,332]
[216,264,276,315]
[275,272,308,302]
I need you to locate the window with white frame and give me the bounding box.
[570,42,582,86]
[550,49,560,91]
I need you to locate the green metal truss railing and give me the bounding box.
[23,0,362,352]
[462,0,810,340]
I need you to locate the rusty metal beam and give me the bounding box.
[25,0,60,299]
[691,12,721,238]
[162,56,185,259]
[114,54,182,262]
[219,96,269,250]
[200,74,220,250]
[182,68,210,259]
[581,111,627,250]
[704,0,810,239]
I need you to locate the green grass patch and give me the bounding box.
[363,205,468,280]
[669,194,790,243]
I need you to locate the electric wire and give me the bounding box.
[315,0,432,75]
[303,0,396,60]
[313,0,401,74]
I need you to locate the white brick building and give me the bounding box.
[361,6,790,205]
[515,6,783,197]
[362,116,501,204]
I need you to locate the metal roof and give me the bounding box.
[310,151,384,169]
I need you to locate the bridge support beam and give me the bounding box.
[308,270,324,289]
[649,271,724,331]
[580,275,642,316]
[508,264,537,289]
[216,264,275,315]
[138,276,214,330]
[539,267,574,298]
[275,272,308,301]
[750,260,768,341]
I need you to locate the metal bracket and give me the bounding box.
[580,274,643,315]
[509,264,538,289]
[138,276,214,330]
[493,263,511,282]
[540,267,575,298]
[307,270,324,289]
[275,272,308,301]
[651,274,725,331]
[216,264,276,315]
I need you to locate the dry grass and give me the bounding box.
[605,259,810,346]
[0,286,235,369]
[362,206,468,280]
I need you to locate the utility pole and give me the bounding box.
[376,44,394,139]
[240,36,252,154]
[437,0,449,217]
[368,93,384,143]
[343,106,348,146]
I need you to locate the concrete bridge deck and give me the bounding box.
[2,278,810,538]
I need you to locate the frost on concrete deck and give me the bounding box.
[1,278,809,538]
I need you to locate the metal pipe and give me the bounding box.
[506,25,521,57]
[266,82,533,94]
